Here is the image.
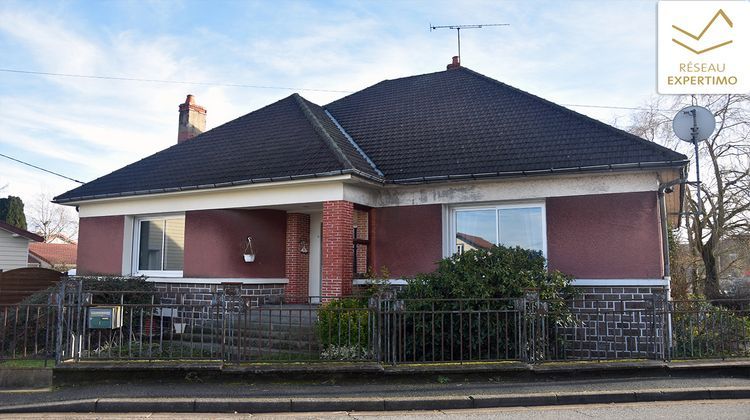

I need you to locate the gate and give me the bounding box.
[55,278,85,363]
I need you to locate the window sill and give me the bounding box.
[571,278,669,287]
[352,278,408,286]
[143,277,289,285]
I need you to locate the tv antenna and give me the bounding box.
[430,23,509,64]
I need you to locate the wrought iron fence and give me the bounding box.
[374,298,524,364]
[669,299,750,360]
[2,279,749,365]
[0,302,57,363]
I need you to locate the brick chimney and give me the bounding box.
[446,56,461,70]
[177,94,206,143]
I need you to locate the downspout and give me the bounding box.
[658,177,687,291]
[657,174,687,361]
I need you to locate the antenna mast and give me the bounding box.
[430,23,509,64]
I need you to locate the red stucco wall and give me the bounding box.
[370,204,443,278]
[546,191,663,279]
[183,209,286,278]
[77,216,124,275]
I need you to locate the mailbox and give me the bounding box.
[88,306,123,329]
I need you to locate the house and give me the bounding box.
[0,220,43,272]
[28,242,78,273]
[55,61,688,305]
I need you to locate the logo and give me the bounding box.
[658,1,749,94]
[672,9,733,54]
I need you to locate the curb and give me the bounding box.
[0,368,53,389]
[1,387,749,413]
[50,359,750,387]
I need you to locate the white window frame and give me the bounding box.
[447,201,547,257]
[132,213,185,277]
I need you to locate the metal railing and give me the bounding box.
[375,298,524,364]
[0,302,57,363]
[2,280,749,365]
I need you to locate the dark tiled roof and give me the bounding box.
[325,67,687,182]
[55,94,380,202]
[56,67,687,203]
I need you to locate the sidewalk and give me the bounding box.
[1,361,750,413]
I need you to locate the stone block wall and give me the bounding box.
[554,286,669,360]
[154,282,285,319]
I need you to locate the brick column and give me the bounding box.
[284,213,310,303]
[322,200,354,297]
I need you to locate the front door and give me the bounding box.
[308,212,323,303]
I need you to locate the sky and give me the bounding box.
[0,0,665,210]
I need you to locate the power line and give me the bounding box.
[0,68,671,112]
[0,68,354,94]
[0,153,85,184]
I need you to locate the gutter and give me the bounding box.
[54,168,385,204]
[388,160,690,184]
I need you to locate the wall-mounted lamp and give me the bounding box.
[243,236,256,263]
[300,239,309,254]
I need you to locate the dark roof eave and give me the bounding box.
[54,160,688,204]
[386,160,690,185]
[53,169,386,204]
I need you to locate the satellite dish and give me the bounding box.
[672,106,715,143]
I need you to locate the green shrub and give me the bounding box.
[78,276,157,304]
[401,245,575,303]
[394,245,576,362]
[672,298,750,358]
[316,298,371,357]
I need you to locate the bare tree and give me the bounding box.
[27,192,78,243]
[627,94,750,299]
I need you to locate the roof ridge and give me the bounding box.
[457,67,689,162]
[292,93,355,171]
[323,109,384,177]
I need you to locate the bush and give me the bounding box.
[77,276,157,304]
[672,298,750,358]
[316,297,371,357]
[393,245,576,362]
[400,245,575,303]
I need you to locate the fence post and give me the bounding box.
[650,293,667,361]
[522,289,540,363]
[369,295,381,363]
[54,279,65,365]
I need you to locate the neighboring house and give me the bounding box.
[456,232,495,253]
[0,220,43,272]
[45,233,78,245]
[28,242,78,273]
[55,62,688,305]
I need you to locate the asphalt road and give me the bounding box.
[2,374,750,406]
[2,399,749,419]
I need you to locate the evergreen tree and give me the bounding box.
[0,196,28,230]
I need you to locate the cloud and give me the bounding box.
[0,0,662,208]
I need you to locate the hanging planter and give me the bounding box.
[243,236,256,263]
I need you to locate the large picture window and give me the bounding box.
[133,215,185,276]
[452,204,545,255]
